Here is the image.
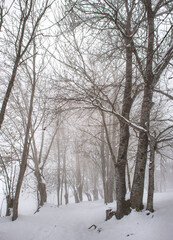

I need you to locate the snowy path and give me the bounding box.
[0,191,173,240]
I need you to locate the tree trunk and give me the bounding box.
[75,141,83,202]
[85,192,92,201]
[12,40,36,221]
[0,60,19,129]
[107,159,114,203]
[126,160,131,192]
[100,125,107,204]
[12,150,29,221]
[6,195,13,216]
[57,132,61,207]
[64,155,69,205]
[73,187,80,203]
[35,171,47,207]
[92,165,99,201]
[146,137,155,212]
[115,36,133,219]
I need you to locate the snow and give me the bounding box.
[0,191,173,240]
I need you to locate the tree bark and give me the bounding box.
[146,136,155,212]
[115,35,133,219]
[0,61,19,129]
[35,171,47,207]
[100,125,107,204]
[6,195,13,217]
[57,132,61,207]
[75,142,83,202]
[63,154,69,205]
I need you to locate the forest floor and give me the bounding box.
[0,190,173,240]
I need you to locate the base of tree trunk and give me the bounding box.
[105,200,131,220]
[115,199,131,220]
[6,195,13,216]
[146,207,154,213]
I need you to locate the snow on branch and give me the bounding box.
[91,99,147,133]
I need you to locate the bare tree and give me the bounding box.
[130,0,173,210]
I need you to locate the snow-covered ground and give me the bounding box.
[0,191,173,240]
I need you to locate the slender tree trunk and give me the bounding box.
[57,133,61,207]
[35,171,47,207]
[12,102,33,221]
[107,156,114,203]
[100,125,107,204]
[146,137,155,212]
[126,160,131,192]
[75,141,83,202]
[0,60,19,129]
[60,176,63,205]
[0,0,33,130]
[12,39,36,221]
[63,153,69,205]
[31,130,47,208]
[93,170,99,201]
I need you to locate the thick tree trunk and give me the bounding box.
[115,38,133,219]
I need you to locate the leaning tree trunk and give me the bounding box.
[12,40,36,221]
[130,3,154,211]
[12,136,30,221]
